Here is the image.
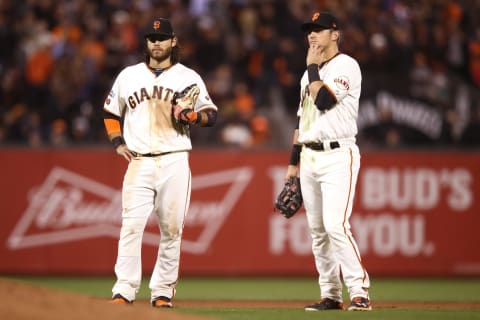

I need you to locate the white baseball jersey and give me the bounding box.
[107,61,217,302]
[297,53,361,143]
[295,52,370,302]
[104,62,217,154]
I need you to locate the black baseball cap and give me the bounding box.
[301,12,339,32]
[144,17,175,38]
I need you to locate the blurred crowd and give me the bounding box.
[0,0,479,149]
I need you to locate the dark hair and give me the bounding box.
[171,42,180,64]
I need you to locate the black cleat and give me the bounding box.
[305,298,344,311]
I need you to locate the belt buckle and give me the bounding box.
[330,141,340,150]
[322,141,339,151]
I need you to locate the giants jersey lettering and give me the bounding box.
[104,62,217,154]
[297,53,361,143]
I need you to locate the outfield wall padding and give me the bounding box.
[1,148,479,276]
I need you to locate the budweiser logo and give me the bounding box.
[7,166,252,254]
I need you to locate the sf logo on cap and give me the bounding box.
[312,12,320,21]
[153,20,161,30]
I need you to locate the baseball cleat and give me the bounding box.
[305,298,344,311]
[109,294,132,305]
[151,296,173,308]
[347,297,372,311]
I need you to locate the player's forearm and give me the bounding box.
[104,111,122,136]
[103,110,125,148]
[307,63,322,100]
[289,128,301,166]
[306,64,337,111]
[291,127,299,145]
[189,108,217,127]
[308,81,323,101]
[285,129,300,179]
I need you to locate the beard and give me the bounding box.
[147,45,172,64]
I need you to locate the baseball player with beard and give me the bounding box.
[284,12,371,311]
[103,17,217,308]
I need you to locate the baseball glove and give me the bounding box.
[172,84,200,125]
[275,176,303,219]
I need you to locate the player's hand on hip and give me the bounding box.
[115,144,135,162]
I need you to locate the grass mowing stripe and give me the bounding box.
[5,276,480,320]
[369,278,480,301]
[8,276,480,302]
[176,277,319,300]
[177,277,480,302]
[177,308,480,320]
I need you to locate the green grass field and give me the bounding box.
[7,276,480,320]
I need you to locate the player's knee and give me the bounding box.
[122,217,147,233]
[159,222,182,239]
[323,222,346,241]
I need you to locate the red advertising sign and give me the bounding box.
[0,149,479,276]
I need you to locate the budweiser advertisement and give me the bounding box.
[0,149,479,276]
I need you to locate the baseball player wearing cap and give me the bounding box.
[284,12,371,311]
[103,17,218,308]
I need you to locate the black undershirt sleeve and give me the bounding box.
[202,109,217,127]
[103,110,121,120]
[314,86,337,111]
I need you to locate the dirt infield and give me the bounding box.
[1,278,479,320]
[0,279,212,320]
